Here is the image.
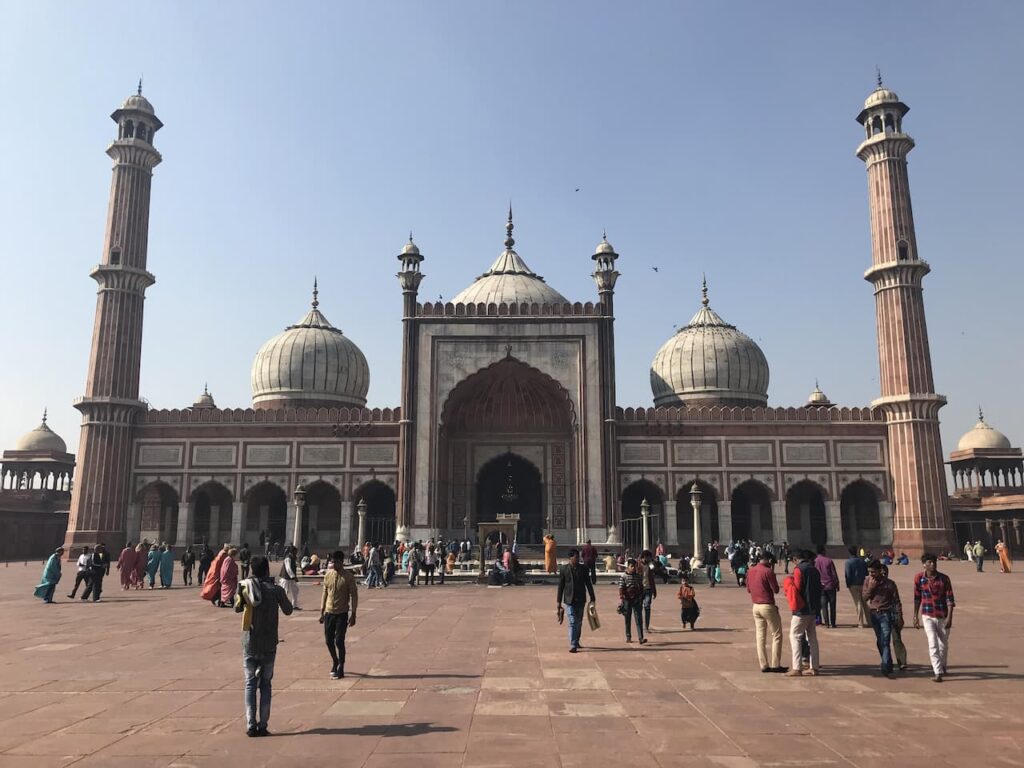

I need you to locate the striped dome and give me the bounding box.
[650,284,769,407]
[251,286,369,409]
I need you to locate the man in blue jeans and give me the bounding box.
[862,560,903,678]
[235,555,293,736]
[556,548,596,653]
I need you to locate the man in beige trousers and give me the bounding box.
[747,553,786,672]
[844,546,869,628]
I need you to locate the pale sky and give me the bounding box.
[1,2,1021,463]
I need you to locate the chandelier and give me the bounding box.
[500,459,519,502]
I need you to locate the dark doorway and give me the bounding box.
[352,480,397,545]
[192,482,233,547]
[476,453,544,545]
[786,481,828,549]
[621,480,665,554]
[245,482,288,547]
[731,481,773,543]
[840,481,881,548]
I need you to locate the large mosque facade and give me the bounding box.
[44,83,1002,558]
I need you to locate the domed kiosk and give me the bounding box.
[650,279,769,407]
[251,282,370,410]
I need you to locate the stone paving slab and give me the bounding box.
[0,562,1021,767]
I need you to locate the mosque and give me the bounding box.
[3,83,1022,559]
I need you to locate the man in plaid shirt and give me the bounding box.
[912,553,955,683]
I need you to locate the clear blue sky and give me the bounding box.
[1,2,1021,463]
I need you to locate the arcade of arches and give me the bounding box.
[351,480,396,546]
[440,359,576,545]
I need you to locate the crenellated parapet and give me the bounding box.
[616,405,882,423]
[417,300,607,318]
[141,405,401,424]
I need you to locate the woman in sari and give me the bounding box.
[116,543,134,590]
[146,544,161,589]
[33,547,64,603]
[220,547,240,607]
[133,543,147,589]
[995,540,1013,573]
[159,543,175,588]
[544,534,557,574]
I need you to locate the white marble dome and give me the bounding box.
[957,411,1012,451]
[251,287,369,409]
[864,87,901,110]
[14,412,67,453]
[650,284,769,407]
[452,211,568,306]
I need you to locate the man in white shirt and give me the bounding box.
[67,546,92,599]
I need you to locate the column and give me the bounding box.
[209,505,221,545]
[230,501,244,545]
[356,499,368,547]
[825,500,842,546]
[175,502,190,546]
[664,497,678,545]
[258,504,269,536]
[285,504,295,547]
[640,498,651,552]
[126,503,142,545]
[308,504,319,545]
[771,500,787,543]
[879,502,894,546]
[339,500,353,547]
[716,504,732,545]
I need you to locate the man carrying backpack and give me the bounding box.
[784,550,822,676]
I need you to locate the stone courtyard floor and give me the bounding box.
[0,561,1021,767]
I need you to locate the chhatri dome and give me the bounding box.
[251,281,370,409]
[14,410,68,453]
[451,208,569,306]
[957,408,1012,451]
[650,278,769,407]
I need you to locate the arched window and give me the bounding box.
[897,240,909,261]
[884,113,895,132]
[110,248,121,265]
[871,115,883,135]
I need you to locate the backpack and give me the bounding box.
[783,573,806,612]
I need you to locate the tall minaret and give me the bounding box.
[64,85,162,555]
[395,234,424,542]
[856,78,954,554]
[592,234,620,544]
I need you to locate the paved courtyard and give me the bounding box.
[0,561,1021,767]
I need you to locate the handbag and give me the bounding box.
[714,566,722,583]
[586,602,601,631]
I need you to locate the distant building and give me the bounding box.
[0,412,74,558]
[60,82,959,558]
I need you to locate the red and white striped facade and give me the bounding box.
[857,88,955,554]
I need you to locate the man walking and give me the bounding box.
[67,545,92,599]
[705,542,720,587]
[972,541,985,572]
[862,560,903,677]
[82,543,111,602]
[913,553,955,683]
[786,550,822,676]
[556,548,596,653]
[638,550,658,631]
[814,545,840,628]
[239,543,251,579]
[581,539,598,585]
[319,551,358,679]
[844,546,869,628]
[235,555,293,737]
[747,553,785,672]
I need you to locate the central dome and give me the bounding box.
[451,209,568,306]
[650,281,769,407]
[251,284,369,409]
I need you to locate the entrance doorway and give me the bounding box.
[476,453,544,545]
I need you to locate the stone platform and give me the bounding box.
[0,561,1021,767]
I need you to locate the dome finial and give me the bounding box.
[138,75,143,96]
[875,66,883,89]
[978,405,984,422]
[42,407,48,425]
[312,277,319,310]
[203,382,209,395]
[701,274,709,308]
[504,203,515,249]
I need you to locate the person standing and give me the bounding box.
[814,545,840,628]
[747,552,784,673]
[785,550,821,676]
[544,534,558,574]
[618,558,646,644]
[556,548,596,653]
[423,544,437,586]
[278,545,300,609]
[181,545,196,586]
[34,547,64,603]
[235,555,293,737]
[239,543,251,580]
[995,539,1013,573]
[972,541,985,572]
[862,560,902,677]
[844,546,869,628]
[880,564,907,670]
[407,544,422,586]
[220,547,240,608]
[705,542,720,587]
[963,541,973,562]
[638,550,658,632]
[145,544,160,589]
[198,544,213,584]
[82,543,111,602]
[913,553,955,683]
[580,539,598,585]
[116,543,134,591]
[159,543,175,588]
[132,542,147,589]
[67,546,92,599]
[319,551,358,679]
[781,541,791,574]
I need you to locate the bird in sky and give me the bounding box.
[651,266,659,273]
[574,187,580,192]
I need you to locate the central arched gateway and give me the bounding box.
[438,358,577,542]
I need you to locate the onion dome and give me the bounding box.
[14,410,67,453]
[957,408,1012,451]
[251,281,370,409]
[806,381,833,407]
[863,87,901,110]
[650,278,769,407]
[451,207,569,306]
[192,384,216,409]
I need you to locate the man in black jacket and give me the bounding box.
[556,549,596,653]
[705,542,721,587]
[81,543,110,602]
[787,550,823,676]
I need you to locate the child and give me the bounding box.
[677,574,700,629]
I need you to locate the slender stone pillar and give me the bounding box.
[339,501,353,547]
[771,500,787,544]
[825,500,842,546]
[717,505,732,545]
[230,501,244,545]
[175,502,190,547]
